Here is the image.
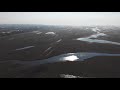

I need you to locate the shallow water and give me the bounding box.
[60,74,82,78]
[35,52,120,64]
[75,27,120,45]
[1,26,120,67]
[15,46,35,51]
[88,33,106,39]
[60,74,94,78]
[76,38,120,45]
[91,27,100,32]
[32,31,42,34]
[56,39,62,43]
[45,32,56,35]
[2,52,120,65]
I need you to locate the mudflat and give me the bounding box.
[0,24,120,78]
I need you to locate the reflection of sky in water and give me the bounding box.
[88,33,106,39]
[56,39,62,43]
[92,27,100,32]
[6,52,120,66]
[60,74,81,78]
[76,38,120,45]
[32,31,42,34]
[15,46,35,51]
[45,32,56,35]
[62,55,79,61]
[75,27,120,45]
[6,27,120,65]
[60,74,95,78]
[60,74,92,78]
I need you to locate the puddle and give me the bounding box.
[32,31,42,34]
[76,38,120,45]
[4,52,120,65]
[56,39,62,43]
[45,32,56,35]
[1,32,11,34]
[75,27,120,45]
[88,33,106,39]
[43,47,52,53]
[15,46,35,51]
[91,27,100,32]
[28,52,120,65]
[60,74,82,78]
[60,74,93,78]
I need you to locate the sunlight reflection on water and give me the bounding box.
[62,55,79,61]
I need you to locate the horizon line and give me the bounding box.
[0,24,119,26]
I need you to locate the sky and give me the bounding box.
[0,12,120,26]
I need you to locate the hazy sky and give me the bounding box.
[0,12,120,26]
